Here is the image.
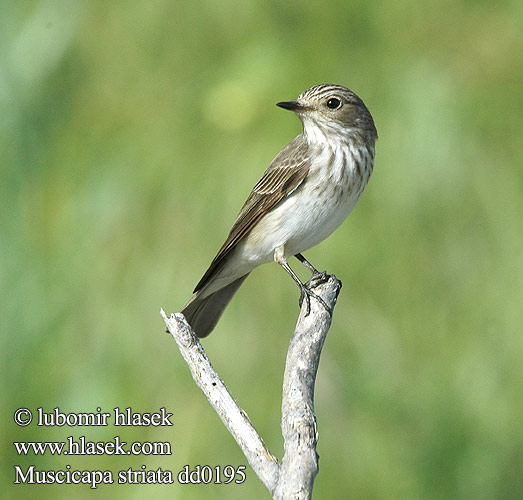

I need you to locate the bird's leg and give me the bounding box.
[294,253,330,288]
[275,246,331,315]
[294,252,319,274]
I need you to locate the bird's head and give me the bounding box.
[277,84,377,146]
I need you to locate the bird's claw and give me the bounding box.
[306,270,330,289]
[298,278,332,316]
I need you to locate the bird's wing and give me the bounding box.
[194,135,310,293]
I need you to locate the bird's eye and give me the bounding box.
[326,97,342,110]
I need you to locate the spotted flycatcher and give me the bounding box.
[181,84,377,337]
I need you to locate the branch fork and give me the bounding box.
[161,274,341,499]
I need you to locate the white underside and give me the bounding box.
[201,140,373,297]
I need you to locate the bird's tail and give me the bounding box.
[180,274,249,338]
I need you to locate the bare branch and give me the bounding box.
[275,274,341,499]
[161,274,341,499]
[161,309,279,491]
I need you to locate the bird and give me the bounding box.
[181,84,377,338]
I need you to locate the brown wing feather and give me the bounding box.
[194,135,309,292]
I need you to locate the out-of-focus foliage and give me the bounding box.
[2,1,522,498]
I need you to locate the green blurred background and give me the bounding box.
[2,0,522,498]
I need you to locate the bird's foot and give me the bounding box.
[306,270,330,289]
[298,275,333,316]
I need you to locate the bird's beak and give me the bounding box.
[276,100,308,112]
